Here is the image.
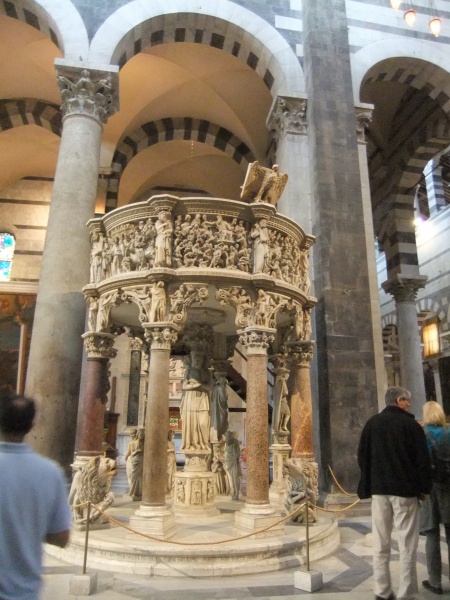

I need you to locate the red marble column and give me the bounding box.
[239,327,275,505]
[76,332,117,459]
[288,342,314,459]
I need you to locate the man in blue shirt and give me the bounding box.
[0,392,71,600]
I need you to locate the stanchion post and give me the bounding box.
[83,502,90,575]
[69,501,98,596]
[305,499,310,571]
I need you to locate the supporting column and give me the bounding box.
[269,354,291,506]
[303,0,379,492]
[127,337,143,427]
[234,327,283,536]
[383,276,427,416]
[25,62,119,470]
[74,332,117,466]
[267,94,310,229]
[288,342,314,460]
[129,324,178,540]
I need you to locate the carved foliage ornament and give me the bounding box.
[169,284,208,326]
[82,332,117,360]
[144,326,178,350]
[122,281,167,324]
[267,96,308,140]
[58,69,118,123]
[239,329,275,353]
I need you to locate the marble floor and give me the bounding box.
[41,515,449,599]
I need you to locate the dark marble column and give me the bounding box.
[129,324,178,539]
[383,276,427,416]
[127,337,143,427]
[303,0,379,492]
[75,332,117,461]
[25,63,119,471]
[234,327,283,535]
[288,342,314,459]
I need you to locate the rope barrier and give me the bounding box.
[71,469,360,548]
[327,465,358,498]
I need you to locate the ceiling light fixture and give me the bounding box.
[389,0,442,36]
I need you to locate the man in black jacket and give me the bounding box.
[358,386,432,600]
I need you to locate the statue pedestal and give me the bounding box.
[128,505,176,540]
[269,439,291,506]
[173,450,219,517]
[234,503,284,537]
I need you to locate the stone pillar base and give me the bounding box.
[269,442,291,507]
[234,503,284,537]
[172,472,219,517]
[128,505,176,540]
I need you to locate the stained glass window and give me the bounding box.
[0,233,15,281]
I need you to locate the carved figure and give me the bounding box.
[283,458,318,523]
[90,231,105,283]
[110,236,124,276]
[180,352,211,452]
[125,428,144,501]
[68,456,117,525]
[166,430,177,494]
[154,211,173,267]
[210,373,229,443]
[303,307,312,341]
[149,281,167,322]
[191,479,202,505]
[87,296,98,332]
[169,284,208,325]
[240,161,288,206]
[176,478,186,503]
[254,289,275,328]
[224,431,242,501]
[250,219,270,274]
[207,480,214,502]
[272,369,291,434]
[211,443,229,495]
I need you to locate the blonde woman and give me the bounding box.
[420,401,450,595]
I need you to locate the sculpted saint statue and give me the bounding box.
[240,161,288,206]
[154,211,173,267]
[272,369,291,434]
[224,431,242,501]
[250,219,269,274]
[90,231,105,283]
[180,351,211,452]
[166,430,177,494]
[125,428,145,501]
[149,281,167,322]
[210,373,229,443]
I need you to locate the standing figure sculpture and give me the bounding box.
[224,431,242,501]
[166,430,177,494]
[250,219,269,274]
[149,281,167,322]
[125,428,145,501]
[210,373,229,443]
[154,211,173,267]
[180,352,211,452]
[272,368,291,435]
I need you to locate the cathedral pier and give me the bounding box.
[25,62,119,470]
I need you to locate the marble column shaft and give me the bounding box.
[289,343,314,459]
[76,333,116,458]
[142,327,176,507]
[240,328,274,506]
[25,65,118,470]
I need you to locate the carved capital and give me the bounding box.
[267,95,307,142]
[129,336,144,353]
[82,332,117,359]
[183,324,214,354]
[143,324,179,350]
[270,353,290,370]
[56,63,119,123]
[382,275,427,303]
[238,326,275,355]
[287,341,314,365]
[355,106,373,143]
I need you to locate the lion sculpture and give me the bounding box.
[69,456,117,526]
[283,457,319,524]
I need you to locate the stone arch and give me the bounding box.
[0,0,89,60]
[351,39,450,103]
[89,0,304,97]
[106,118,256,210]
[0,99,61,135]
[418,298,450,333]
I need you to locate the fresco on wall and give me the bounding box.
[0,294,35,391]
